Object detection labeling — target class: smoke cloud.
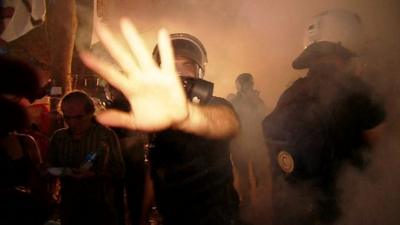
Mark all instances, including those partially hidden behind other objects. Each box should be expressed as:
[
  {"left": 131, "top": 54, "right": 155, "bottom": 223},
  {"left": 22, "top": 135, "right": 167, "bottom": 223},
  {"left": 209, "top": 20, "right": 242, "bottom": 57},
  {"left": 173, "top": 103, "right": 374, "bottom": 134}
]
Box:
[
  {"left": 104, "top": 0, "right": 399, "bottom": 106},
  {"left": 96, "top": 1, "right": 400, "bottom": 224}
]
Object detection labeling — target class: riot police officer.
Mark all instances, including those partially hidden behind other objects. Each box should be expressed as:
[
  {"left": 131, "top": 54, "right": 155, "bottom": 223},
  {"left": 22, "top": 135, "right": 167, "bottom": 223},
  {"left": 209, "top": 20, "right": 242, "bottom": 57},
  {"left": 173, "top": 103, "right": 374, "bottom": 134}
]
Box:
[
  {"left": 144, "top": 33, "right": 241, "bottom": 225},
  {"left": 263, "top": 9, "right": 386, "bottom": 225}
]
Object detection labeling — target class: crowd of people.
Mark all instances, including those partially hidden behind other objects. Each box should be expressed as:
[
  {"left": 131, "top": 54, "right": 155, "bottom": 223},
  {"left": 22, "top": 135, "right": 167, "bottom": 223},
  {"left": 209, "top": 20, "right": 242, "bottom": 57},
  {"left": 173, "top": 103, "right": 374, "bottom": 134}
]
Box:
[{"left": 0, "top": 9, "right": 388, "bottom": 225}]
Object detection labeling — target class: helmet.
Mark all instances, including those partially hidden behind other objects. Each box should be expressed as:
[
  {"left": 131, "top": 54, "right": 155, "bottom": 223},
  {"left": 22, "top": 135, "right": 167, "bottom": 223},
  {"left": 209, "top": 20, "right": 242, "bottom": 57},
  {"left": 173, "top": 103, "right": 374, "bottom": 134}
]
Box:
[
  {"left": 235, "top": 73, "right": 254, "bottom": 92},
  {"left": 153, "top": 33, "right": 208, "bottom": 78},
  {"left": 293, "top": 9, "right": 365, "bottom": 69}
]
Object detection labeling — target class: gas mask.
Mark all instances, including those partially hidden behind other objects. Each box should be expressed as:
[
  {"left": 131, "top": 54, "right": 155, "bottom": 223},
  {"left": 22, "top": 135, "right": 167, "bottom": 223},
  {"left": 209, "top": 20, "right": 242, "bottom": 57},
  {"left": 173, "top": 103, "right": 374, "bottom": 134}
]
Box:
[{"left": 180, "top": 76, "right": 213, "bottom": 104}]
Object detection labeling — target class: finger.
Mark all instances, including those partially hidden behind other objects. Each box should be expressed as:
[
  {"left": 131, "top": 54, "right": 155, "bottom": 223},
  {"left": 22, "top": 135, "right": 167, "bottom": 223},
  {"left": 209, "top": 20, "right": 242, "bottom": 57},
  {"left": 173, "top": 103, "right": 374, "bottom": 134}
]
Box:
[
  {"left": 94, "top": 22, "right": 141, "bottom": 76},
  {"left": 120, "top": 18, "right": 156, "bottom": 72},
  {"left": 80, "top": 52, "right": 131, "bottom": 94},
  {"left": 158, "top": 28, "right": 177, "bottom": 76},
  {"left": 96, "top": 109, "right": 137, "bottom": 130}
]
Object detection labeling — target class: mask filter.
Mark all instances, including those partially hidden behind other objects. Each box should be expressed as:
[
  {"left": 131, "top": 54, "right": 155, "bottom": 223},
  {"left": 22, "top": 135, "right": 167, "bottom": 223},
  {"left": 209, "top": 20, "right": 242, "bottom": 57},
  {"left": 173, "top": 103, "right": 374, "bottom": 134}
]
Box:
[{"left": 180, "top": 76, "right": 213, "bottom": 104}]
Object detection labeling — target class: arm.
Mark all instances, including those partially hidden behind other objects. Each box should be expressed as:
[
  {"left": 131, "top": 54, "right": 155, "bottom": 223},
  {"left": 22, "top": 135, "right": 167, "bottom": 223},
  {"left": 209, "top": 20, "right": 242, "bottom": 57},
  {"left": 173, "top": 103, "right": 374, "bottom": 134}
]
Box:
[
  {"left": 351, "top": 77, "right": 386, "bottom": 146},
  {"left": 80, "top": 19, "right": 239, "bottom": 139},
  {"left": 17, "top": 133, "right": 42, "bottom": 165},
  {"left": 73, "top": 129, "right": 125, "bottom": 180},
  {"left": 176, "top": 103, "right": 239, "bottom": 139}
]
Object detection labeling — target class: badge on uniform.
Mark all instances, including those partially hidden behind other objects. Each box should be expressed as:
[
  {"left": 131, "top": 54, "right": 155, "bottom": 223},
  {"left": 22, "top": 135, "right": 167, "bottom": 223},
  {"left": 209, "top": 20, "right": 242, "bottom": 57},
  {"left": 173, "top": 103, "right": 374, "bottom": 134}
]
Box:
[{"left": 277, "top": 150, "right": 295, "bottom": 174}]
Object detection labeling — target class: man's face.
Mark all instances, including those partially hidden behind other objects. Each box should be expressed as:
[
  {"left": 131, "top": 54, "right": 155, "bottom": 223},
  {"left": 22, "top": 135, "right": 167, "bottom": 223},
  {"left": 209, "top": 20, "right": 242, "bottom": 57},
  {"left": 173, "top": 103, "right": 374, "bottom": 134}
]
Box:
[
  {"left": 174, "top": 55, "right": 198, "bottom": 78},
  {"left": 61, "top": 100, "right": 93, "bottom": 139}
]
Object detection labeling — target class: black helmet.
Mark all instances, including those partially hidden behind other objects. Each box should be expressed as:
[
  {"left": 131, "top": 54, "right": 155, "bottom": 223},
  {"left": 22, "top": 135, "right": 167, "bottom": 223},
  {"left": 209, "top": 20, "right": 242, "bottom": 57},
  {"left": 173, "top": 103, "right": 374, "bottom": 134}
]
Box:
[{"left": 153, "top": 33, "right": 208, "bottom": 78}]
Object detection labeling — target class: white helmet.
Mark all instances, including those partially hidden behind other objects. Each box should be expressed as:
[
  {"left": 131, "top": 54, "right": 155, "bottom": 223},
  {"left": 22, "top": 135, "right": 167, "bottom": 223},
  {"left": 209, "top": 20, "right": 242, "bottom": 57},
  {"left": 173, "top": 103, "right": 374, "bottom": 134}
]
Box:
[{"left": 293, "top": 9, "right": 365, "bottom": 69}]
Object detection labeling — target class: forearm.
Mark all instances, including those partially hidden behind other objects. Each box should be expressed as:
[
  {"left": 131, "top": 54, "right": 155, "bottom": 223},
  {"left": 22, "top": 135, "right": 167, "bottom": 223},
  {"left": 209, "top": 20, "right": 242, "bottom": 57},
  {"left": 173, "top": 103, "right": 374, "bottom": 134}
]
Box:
[{"left": 175, "top": 103, "right": 240, "bottom": 139}]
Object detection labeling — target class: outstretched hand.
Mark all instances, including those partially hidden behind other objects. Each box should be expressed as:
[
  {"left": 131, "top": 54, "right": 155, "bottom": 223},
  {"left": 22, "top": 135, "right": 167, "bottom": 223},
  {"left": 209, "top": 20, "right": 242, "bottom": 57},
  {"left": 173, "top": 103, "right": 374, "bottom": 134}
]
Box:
[{"left": 80, "top": 19, "right": 189, "bottom": 132}]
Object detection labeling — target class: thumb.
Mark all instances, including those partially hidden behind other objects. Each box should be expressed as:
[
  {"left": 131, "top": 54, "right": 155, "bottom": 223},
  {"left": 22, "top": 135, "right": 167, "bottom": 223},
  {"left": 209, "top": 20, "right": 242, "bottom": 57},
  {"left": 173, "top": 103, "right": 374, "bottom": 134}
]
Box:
[{"left": 96, "top": 109, "right": 137, "bottom": 130}]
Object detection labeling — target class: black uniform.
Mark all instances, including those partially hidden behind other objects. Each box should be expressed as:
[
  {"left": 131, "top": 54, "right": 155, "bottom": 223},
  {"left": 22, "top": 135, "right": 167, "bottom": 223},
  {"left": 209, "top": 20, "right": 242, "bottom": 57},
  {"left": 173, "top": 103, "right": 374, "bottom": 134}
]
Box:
[
  {"left": 149, "top": 97, "right": 240, "bottom": 225},
  {"left": 263, "top": 65, "right": 385, "bottom": 225}
]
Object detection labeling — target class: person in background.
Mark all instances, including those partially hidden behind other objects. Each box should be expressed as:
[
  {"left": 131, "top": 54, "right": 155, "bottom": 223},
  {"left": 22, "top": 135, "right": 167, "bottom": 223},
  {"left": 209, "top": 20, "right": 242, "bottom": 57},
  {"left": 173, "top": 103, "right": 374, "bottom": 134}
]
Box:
[
  {"left": 228, "top": 73, "right": 270, "bottom": 224},
  {"left": 0, "top": 56, "right": 51, "bottom": 225},
  {"left": 47, "top": 90, "right": 125, "bottom": 225},
  {"left": 262, "top": 9, "right": 386, "bottom": 225}
]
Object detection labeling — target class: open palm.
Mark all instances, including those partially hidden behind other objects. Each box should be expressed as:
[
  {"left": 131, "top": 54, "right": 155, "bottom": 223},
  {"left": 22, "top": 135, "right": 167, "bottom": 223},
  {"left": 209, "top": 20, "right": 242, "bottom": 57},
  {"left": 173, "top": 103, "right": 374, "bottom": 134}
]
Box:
[{"left": 80, "top": 19, "right": 189, "bottom": 132}]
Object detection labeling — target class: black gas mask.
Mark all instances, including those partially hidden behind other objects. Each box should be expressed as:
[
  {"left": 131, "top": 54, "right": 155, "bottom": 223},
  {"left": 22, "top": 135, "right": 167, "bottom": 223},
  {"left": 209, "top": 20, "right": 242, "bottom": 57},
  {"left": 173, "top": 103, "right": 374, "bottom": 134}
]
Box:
[{"left": 180, "top": 76, "right": 213, "bottom": 104}]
